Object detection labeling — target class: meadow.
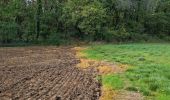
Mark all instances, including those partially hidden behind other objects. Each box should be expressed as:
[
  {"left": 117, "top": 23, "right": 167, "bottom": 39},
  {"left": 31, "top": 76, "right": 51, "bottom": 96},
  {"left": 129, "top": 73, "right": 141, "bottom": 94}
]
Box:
[{"left": 83, "top": 43, "right": 170, "bottom": 100}]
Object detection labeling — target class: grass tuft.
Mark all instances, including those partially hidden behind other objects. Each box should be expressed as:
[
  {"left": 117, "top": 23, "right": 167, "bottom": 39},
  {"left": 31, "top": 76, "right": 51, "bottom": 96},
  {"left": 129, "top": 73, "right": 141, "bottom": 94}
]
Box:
[{"left": 102, "top": 74, "right": 124, "bottom": 90}]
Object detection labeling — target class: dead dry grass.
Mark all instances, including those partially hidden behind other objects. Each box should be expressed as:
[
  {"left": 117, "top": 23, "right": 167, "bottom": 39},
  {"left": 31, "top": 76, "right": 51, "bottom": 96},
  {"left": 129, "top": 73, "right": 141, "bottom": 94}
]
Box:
[{"left": 74, "top": 46, "right": 143, "bottom": 100}]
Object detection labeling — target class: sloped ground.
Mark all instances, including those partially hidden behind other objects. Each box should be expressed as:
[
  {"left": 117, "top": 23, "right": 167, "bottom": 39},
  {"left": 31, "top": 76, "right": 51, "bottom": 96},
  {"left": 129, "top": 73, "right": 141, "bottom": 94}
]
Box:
[{"left": 0, "top": 47, "right": 100, "bottom": 100}]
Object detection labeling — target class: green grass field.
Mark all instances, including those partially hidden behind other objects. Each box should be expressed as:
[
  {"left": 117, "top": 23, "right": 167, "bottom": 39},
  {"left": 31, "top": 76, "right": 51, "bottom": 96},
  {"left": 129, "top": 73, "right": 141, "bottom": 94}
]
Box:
[
  {"left": 102, "top": 74, "right": 124, "bottom": 90},
  {"left": 83, "top": 43, "right": 170, "bottom": 100}
]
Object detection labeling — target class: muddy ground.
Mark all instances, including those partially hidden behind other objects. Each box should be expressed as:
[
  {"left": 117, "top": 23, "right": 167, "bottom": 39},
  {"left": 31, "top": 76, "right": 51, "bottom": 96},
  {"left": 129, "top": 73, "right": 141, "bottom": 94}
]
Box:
[{"left": 0, "top": 47, "right": 100, "bottom": 100}]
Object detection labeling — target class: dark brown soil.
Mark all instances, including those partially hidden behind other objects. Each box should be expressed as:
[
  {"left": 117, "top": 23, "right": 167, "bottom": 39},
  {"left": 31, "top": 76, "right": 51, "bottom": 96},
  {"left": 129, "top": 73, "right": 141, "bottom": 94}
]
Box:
[{"left": 0, "top": 46, "right": 100, "bottom": 100}]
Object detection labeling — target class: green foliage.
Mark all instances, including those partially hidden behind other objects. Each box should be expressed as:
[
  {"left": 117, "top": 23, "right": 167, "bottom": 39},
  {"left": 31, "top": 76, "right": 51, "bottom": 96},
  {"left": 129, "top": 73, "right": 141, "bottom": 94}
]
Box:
[
  {"left": 0, "top": 21, "right": 17, "bottom": 43},
  {"left": 62, "top": 0, "right": 107, "bottom": 38},
  {"left": 0, "top": 0, "right": 170, "bottom": 44},
  {"left": 103, "top": 28, "right": 131, "bottom": 42},
  {"left": 145, "top": 13, "right": 170, "bottom": 35}
]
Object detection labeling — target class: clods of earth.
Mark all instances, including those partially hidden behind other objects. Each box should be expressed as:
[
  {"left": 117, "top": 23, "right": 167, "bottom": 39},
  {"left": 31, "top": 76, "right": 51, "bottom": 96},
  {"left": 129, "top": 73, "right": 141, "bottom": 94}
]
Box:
[{"left": 0, "top": 47, "right": 100, "bottom": 100}]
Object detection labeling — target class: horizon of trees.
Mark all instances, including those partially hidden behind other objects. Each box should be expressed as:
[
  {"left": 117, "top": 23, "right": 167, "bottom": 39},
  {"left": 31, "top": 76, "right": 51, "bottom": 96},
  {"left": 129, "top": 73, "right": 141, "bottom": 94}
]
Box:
[{"left": 0, "top": 0, "right": 170, "bottom": 44}]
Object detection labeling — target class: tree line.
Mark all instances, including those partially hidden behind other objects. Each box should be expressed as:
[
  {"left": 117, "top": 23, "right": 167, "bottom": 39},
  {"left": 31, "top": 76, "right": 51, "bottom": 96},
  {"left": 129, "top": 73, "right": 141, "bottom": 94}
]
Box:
[{"left": 0, "top": 0, "right": 170, "bottom": 44}]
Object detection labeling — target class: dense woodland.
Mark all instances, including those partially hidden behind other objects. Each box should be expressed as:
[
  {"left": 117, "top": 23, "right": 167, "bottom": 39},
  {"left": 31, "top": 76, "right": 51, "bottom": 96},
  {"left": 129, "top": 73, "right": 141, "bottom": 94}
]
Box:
[{"left": 0, "top": 0, "right": 170, "bottom": 44}]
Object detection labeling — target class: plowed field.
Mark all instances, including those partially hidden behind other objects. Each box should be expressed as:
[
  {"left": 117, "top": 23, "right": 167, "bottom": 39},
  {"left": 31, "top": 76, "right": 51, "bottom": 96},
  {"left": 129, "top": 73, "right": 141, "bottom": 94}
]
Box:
[{"left": 0, "top": 47, "right": 100, "bottom": 100}]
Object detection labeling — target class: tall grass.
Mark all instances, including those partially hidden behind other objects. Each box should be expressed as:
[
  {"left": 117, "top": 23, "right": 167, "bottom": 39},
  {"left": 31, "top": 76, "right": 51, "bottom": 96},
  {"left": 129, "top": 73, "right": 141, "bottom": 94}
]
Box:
[{"left": 84, "top": 43, "right": 170, "bottom": 99}]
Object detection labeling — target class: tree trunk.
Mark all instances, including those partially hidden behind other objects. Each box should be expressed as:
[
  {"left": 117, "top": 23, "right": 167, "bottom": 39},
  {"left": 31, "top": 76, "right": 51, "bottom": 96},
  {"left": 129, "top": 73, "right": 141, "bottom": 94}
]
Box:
[
  {"left": 15, "top": 16, "right": 22, "bottom": 40},
  {"left": 36, "top": 0, "right": 42, "bottom": 40},
  {"left": 75, "top": 19, "right": 84, "bottom": 38}
]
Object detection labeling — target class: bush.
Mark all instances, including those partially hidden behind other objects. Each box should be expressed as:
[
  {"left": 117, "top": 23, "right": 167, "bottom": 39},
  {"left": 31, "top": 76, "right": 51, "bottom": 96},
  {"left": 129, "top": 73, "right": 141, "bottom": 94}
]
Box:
[
  {"left": 144, "top": 13, "right": 170, "bottom": 35},
  {"left": 0, "top": 21, "right": 17, "bottom": 43}
]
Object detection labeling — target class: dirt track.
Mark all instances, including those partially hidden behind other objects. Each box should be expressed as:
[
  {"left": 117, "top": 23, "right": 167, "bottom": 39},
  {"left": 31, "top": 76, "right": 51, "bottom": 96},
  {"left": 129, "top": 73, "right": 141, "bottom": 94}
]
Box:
[{"left": 0, "top": 47, "right": 100, "bottom": 100}]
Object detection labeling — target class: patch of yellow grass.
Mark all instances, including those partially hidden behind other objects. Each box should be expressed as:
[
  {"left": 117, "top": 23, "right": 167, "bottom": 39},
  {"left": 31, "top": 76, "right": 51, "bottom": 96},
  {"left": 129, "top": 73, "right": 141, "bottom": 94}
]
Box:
[
  {"left": 76, "top": 52, "right": 86, "bottom": 58},
  {"left": 73, "top": 47, "right": 86, "bottom": 51},
  {"left": 118, "top": 64, "right": 129, "bottom": 68},
  {"left": 117, "top": 64, "right": 129, "bottom": 72},
  {"left": 73, "top": 47, "right": 87, "bottom": 58},
  {"left": 97, "top": 66, "right": 115, "bottom": 74},
  {"left": 77, "top": 59, "right": 98, "bottom": 69},
  {"left": 77, "top": 59, "right": 90, "bottom": 69},
  {"left": 74, "top": 47, "right": 95, "bottom": 69},
  {"left": 100, "top": 86, "right": 117, "bottom": 100}
]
